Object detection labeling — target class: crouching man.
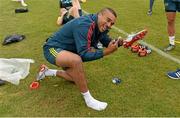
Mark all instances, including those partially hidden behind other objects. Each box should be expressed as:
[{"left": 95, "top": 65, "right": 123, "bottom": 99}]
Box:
[{"left": 38, "top": 7, "right": 123, "bottom": 111}]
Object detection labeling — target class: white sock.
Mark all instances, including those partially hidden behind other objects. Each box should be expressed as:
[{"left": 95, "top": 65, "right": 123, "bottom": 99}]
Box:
[
  {"left": 169, "top": 36, "right": 175, "bottom": 45},
  {"left": 21, "top": 0, "right": 27, "bottom": 6},
  {"left": 81, "top": 91, "right": 108, "bottom": 111},
  {"left": 45, "top": 69, "right": 57, "bottom": 76}
]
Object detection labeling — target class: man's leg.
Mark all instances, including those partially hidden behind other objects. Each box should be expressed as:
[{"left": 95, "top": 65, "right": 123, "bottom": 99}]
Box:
[
  {"left": 148, "top": 0, "right": 154, "bottom": 15},
  {"left": 37, "top": 64, "right": 74, "bottom": 81},
  {"left": 164, "top": 12, "right": 176, "bottom": 51},
  {"left": 166, "top": 12, "right": 176, "bottom": 37},
  {"left": 73, "top": 0, "right": 81, "bottom": 10},
  {"left": 55, "top": 50, "right": 107, "bottom": 111},
  {"left": 68, "top": 0, "right": 82, "bottom": 18},
  {"left": 56, "top": 8, "right": 68, "bottom": 26},
  {"left": 150, "top": 0, "right": 154, "bottom": 11},
  {"left": 68, "top": 7, "right": 80, "bottom": 18},
  {"left": 55, "top": 50, "right": 88, "bottom": 92}
]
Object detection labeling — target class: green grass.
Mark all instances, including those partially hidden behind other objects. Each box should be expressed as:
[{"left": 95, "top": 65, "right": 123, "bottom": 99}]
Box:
[{"left": 0, "top": 0, "right": 180, "bottom": 117}]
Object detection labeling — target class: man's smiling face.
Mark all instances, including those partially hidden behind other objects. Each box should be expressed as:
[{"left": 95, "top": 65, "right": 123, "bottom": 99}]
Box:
[{"left": 98, "top": 10, "right": 117, "bottom": 32}]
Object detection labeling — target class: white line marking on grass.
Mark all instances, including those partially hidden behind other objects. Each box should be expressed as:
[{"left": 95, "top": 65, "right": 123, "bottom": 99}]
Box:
[
  {"left": 112, "top": 26, "right": 129, "bottom": 36},
  {"left": 82, "top": 10, "right": 180, "bottom": 64},
  {"left": 82, "top": 10, "right": 89, "bottom": 15},
  {"left": 140, "top": 41, "right": 180, "bottom": 64},
  {"left": 175, "top": 40, "right": 180, "bottom": 44}
]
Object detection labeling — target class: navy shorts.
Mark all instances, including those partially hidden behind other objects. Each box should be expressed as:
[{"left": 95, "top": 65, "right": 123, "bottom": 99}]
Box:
[
  {"left": 164, "top": 0, "right": 180, "bottom": 12},
  {"left": 43, "top": 45, "right": 63, "bottom": 65}
]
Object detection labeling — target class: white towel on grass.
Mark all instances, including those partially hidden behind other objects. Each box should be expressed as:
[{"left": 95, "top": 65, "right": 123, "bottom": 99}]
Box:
[{"left": 0, "top": 58, "right": 34, "bottom": 85}]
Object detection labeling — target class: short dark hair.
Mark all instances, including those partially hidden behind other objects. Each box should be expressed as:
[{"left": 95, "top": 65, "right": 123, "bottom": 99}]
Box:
[{"left": 98, "top": 7, "right": 117, "bottom": 18}]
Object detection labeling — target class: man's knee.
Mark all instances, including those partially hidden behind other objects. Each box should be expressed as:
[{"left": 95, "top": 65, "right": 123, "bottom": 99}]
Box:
[
  {"left": 167, "top": 18, "right": 175, "bottom": 25},
  {"left": 71, "top": 55, "right": 83, "bottom": 67}
]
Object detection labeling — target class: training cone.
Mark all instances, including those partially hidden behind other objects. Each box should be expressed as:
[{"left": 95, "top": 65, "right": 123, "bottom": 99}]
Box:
[{"left": 30, "top": 81, "right": 40, "bottom": 89}]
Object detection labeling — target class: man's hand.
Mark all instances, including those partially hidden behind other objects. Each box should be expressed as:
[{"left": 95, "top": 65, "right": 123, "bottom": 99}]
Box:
[
  {"left": 103, "top": 40, "right": 119, "bottom": 56},
  {"left": 115, "top": 37, "right": 124, "bottom": 47}
]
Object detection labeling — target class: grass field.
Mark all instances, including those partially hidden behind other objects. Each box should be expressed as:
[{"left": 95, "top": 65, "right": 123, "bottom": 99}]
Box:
[{"left": 0, "top": 0, "right": 180, "bottom": 117}]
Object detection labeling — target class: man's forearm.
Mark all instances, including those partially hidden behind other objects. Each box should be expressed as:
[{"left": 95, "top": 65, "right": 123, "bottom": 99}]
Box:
[{"left": 103, "top": 48, "right": 112, "bottom": 56}]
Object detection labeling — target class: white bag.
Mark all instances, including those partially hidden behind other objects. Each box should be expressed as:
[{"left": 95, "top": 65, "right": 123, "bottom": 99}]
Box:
[{"left": 0, "top": 58, "right": 34, "bottom": 85}]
